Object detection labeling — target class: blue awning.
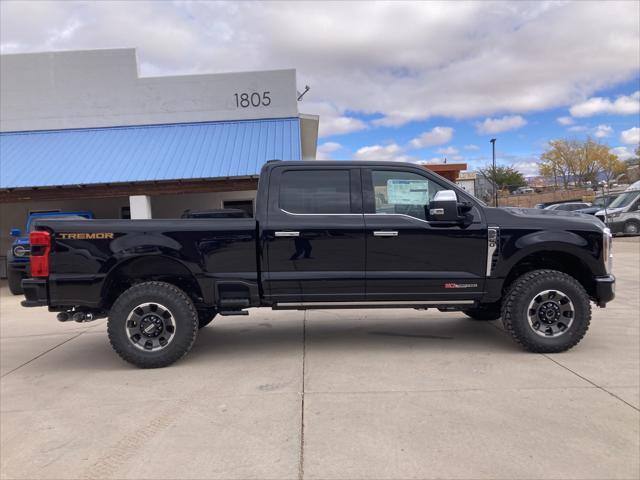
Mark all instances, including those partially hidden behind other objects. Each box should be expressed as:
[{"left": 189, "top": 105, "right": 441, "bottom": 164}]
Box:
[{"left": 0, "top": 118, "right": 301, "bottom": 189}]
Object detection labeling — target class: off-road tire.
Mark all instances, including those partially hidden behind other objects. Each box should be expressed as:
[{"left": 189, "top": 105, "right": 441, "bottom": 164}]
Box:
[
  {"left": 623, "top": 220, "right": 639, "bottom": 235},
  {"left": 7, "top": 269, "right": 24, "bottom": 295},
  {"left": 502, "top": 269, "right": 591, "bottom": 353},
  {"left": 463, "top": 302, "right": 501, "bottom": 321},
  {"left": 198, "top": 309, "right": 217, "bottom": 329},
  {"left": 108, "top": 281, "right": 199, "bottom": 368}
]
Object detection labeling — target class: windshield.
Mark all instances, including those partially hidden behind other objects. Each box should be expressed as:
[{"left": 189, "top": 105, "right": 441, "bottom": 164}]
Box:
[{"left": 608, "top": 190, "right": 640, "bottom": 209}]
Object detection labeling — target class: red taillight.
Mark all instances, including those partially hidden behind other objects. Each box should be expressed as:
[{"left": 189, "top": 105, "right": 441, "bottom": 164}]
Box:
[{"left": 29, "top": 230, "right": 51, "bottom": 277}]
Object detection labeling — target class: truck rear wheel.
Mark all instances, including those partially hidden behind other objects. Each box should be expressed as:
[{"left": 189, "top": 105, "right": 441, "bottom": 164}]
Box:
[
  {"left": 107, "top": 281, "right": 199, "bottom": 368},
  {"left": 7, "top": 269, "right": 24, "bottom": 295},
  {"left": 502, "top": 269, "right": 591, "bottom": 353}
]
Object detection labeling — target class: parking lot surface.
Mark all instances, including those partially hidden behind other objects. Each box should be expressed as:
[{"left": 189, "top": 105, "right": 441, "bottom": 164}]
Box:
[{"left": 1, "top": 238, "right": 638, "bottom": 480}]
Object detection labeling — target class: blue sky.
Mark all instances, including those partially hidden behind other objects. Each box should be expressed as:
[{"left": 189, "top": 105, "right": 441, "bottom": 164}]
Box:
[
  {"left": 1, "top": 1, "right": 639, "bottom": 176},
  {"left": 316, "top": 77, "right": 640, "bottom": 176}
]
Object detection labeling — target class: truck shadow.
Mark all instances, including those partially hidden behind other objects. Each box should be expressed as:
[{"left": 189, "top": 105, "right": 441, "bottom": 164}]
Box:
[
  {"left": 34, "top": 315, "right": 517, "bottom": 372},
  {"left": 187, "top": 315, "right": 517, "bottom": 363}
]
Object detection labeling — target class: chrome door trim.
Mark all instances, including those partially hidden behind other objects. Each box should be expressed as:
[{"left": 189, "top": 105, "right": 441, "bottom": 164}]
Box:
[
  {"left": 373, "top": 231, "right": 398, "bottom": 237},
  {"left": 280, "top": 209, "right": 363, "bottom": 217},
  {"left": 364, "top": 212, "right": 430, "bottom": 224},
  {"left": 275, "top": 231, "right": 300, "bottom": 237}
]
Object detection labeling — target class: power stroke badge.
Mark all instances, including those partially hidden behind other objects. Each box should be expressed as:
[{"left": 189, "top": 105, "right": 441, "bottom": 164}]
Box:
[{"left": 444, "top": 282, "right": 478, "bottom": 289}]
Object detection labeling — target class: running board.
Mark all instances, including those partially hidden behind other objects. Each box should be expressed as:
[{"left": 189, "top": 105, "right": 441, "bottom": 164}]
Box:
[{"left": 274, "top": 300, "right": 474, "bottom": 310}]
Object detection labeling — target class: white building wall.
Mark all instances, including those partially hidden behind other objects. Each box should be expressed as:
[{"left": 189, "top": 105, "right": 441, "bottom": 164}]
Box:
[
  {"left": 1, "top": 48, "right": 299, "bottom": 132},
  {"left": 456, "top": 178, "right": 476, "bottom": 196},
  {"left": 129, "top": 195, "right": 153, "bottom": 219}
]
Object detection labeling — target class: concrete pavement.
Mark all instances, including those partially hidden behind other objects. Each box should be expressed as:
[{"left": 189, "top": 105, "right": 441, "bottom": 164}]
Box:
[{"left": 1, "top": 238, "right": 638, "bottom": 479}]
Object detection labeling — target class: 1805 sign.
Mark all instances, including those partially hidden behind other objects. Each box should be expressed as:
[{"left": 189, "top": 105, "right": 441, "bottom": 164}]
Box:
[{"left": 234, "top": 91, "right": 271, "bottom": 108}]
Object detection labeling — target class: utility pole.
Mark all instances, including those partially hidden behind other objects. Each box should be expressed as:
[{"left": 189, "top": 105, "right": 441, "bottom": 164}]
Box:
[{"left": 490, "top": 138, "right": 498, "bottom": 207}]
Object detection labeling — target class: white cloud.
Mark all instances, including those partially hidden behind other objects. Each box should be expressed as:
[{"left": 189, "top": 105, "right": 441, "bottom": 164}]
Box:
[
  {"left": 557, "top": 116, "right": 575, "bottom": 126},
  {"left": 303, "top": 102, "right": 367, "bottom": 138},
  {"left": 316, "top": 142, "right": 342, "bottom": 160},
  {"left": 568, "top": 125, "right": 589, "bottom": 133},
  {"left": 620, "top": 127, "right": 640, "bottom": 145},
  {"left": 353, "top": 143, "right": 416, "bottom": 163},
  {"left": 610, "top": 146, "right": 636, "bottom": 161},
  {"left": 476, "top": 115, "right": 527, "bottom": 135},
  {"left": 593, "top": 124, "right": 613, "bottom": 138},
  {"left": 436, "top": 146, "right": 459, "bottom": 155},
  {"left": 1, "top": 2, "right": 638, "bottom": 127},
  {"left": 409, "top": 126, "right": 454, "bottom": 149},
  {"left": 511, "top": 161, "right": 540, "bottom": 177},
  {"left": 569, "top": 91, "right": 640, "bottom": 118},
  {"left": 463, "top": 144, "right": 480, "bottom": 151}
]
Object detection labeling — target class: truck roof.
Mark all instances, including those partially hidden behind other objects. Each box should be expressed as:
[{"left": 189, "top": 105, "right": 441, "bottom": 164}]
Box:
[{"left": 264, "top": 160, "right": 430, "bottom": 169}]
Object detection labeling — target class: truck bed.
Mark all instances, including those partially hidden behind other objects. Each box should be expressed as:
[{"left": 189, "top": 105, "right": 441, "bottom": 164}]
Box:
[{"left": 34, "top": 218, "right": 259, "bottom": 309}]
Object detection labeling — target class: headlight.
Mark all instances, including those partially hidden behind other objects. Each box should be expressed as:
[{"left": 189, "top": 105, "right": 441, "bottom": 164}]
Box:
[
  {"left": 607, "top": 211, "right": 622, "bottom": 219},
  {"left": 603, "top": 227, "right": 612, "bottom": 274},
  {"left": 12, "top": 245, "right": 29, "bottom": 257}
]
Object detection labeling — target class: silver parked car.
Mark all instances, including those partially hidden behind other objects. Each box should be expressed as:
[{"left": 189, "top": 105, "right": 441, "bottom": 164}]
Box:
[{"left": 544, "top": 202, "right": 592, "bottom": 212}]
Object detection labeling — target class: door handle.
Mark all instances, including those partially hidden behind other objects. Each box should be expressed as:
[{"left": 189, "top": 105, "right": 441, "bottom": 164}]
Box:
[
  {"left": 275, "top": 231, "right": 300, "bottom": 237},
  {"left": 373, "top": 231, "right": 398, "bottom": 237}
]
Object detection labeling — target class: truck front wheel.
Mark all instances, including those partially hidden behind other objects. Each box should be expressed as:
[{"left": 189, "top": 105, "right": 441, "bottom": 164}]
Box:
[
  {"left": 107, "top": 281, "right": 199, "bottom": 368},
  {"left": 502, "top": 269, "right": 591, "bottom": 353},
  {"left": 7, "top": 269, "right": 24, "bottom": 295}
]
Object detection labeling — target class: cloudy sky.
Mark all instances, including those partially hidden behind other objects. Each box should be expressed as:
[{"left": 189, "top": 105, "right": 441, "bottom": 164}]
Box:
[{"left": 1, "top": 0, "right": 639, "bottom": 175}]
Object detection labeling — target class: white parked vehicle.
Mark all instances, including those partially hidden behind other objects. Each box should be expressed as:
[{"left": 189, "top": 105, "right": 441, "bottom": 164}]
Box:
[
  {"left": 513, "top": 186, "right": 534, "bottom": 195},
  {"left": 595, "top": 186, "right": 640, "bottom": 235}
]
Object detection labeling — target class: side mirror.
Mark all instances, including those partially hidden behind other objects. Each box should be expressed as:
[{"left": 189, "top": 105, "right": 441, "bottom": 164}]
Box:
[
  {"left": 428, "top": 190, "right": 460, "bottom": 222},
  {"left": 10, "top": 228, "right": 21, "bottom": 237}
]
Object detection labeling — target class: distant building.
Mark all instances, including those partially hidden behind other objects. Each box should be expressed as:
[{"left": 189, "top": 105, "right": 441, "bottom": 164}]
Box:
[{"left": 420, "top": 163, "right": 467, "bottom": 182}]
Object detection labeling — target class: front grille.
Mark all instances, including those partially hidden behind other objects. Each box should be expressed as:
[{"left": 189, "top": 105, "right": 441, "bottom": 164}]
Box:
[{"left": 596, "top": 214, "right": 605, "bottom": 223}]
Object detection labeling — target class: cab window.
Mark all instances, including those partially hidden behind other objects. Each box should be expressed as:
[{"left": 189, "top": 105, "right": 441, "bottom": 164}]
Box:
[
  {"left": 279, "top": 170, "right": 351, "bottom": 214},
  {"left": 371, "top": 170, "right": 444, "bottom": 221}
]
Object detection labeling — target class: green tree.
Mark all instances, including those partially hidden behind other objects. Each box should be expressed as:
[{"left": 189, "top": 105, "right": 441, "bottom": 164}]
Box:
[
  {"left": 480, "top": 165, "right": 527, "bottom": 193},
  {"left": 577, "top": 138, "right": 604, "bottom": 186},
  {"left": 540, "top": 139, "right": 581, "bottom": 188},
  {"left": 598, "top": 151, "right": 625, "bottom": 184},
  {"left": 540, "top": 138, "right": 624, "bottom": 187}
]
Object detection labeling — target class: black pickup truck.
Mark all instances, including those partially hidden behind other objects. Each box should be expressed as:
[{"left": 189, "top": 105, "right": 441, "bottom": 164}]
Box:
[{"left": 22, "top": 161, "right": 615, "bottom": 368}]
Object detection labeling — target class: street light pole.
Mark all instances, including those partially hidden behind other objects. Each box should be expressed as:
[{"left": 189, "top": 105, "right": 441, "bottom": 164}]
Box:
[{"left": 490, "top": 138, "right": 497, "bottom": 207}]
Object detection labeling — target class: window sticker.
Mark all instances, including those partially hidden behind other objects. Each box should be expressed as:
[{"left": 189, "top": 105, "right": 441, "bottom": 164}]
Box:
[{"left": 387, "top": 179, "right": 429, "bottom": 205}]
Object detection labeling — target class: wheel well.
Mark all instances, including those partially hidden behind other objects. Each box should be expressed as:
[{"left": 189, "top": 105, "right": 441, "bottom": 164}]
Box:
[
  {"left": 101, "top": 256, "right": 203, "bottom": 310},
  {"left": 504, "top": 251, "right": 595, "bottom": 298}
]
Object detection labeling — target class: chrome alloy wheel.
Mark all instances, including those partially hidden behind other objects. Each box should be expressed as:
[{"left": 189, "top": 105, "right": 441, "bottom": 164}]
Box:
[
  {"left": 125, "top": 303, "right": 176, "bottom": 351},
  {"left": 527, "top": 290, "right": 575, "bottom": 338}
]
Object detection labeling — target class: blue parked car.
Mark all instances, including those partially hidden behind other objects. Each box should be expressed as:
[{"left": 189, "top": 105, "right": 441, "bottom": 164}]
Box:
[{"left": 7, "top": 211, "right": 93, "bottom": 294}]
